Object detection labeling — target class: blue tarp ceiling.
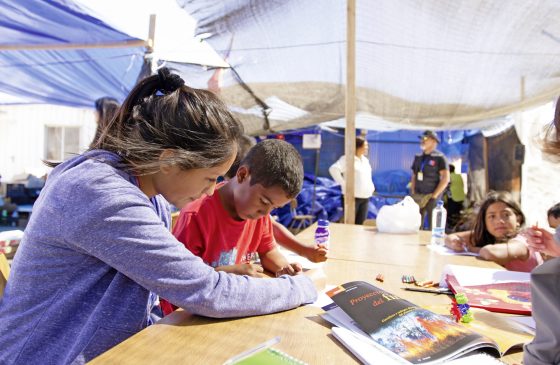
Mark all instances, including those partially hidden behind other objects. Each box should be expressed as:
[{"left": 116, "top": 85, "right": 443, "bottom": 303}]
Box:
[{"left": 0, "top": 0, "right": 145, "bottom": 106}]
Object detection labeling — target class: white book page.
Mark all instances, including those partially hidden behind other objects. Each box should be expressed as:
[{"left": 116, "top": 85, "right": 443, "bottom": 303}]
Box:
[
  {"left": 277, "top": 246, "right": 323, "bottom": 270},
  {"left": 427, "top": 244, "right": 479, "bottom": 256},
  {"left": 439, "top": 264, "right": 530, "bottom": 287},
  {"left": 331, "top": 327, "right": 412, "bottom": 365},
  {"left": 510, "top": 316, "right": 536, "bottom": 335}
]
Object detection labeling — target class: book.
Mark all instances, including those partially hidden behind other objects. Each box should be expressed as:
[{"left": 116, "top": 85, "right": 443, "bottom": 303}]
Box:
[
  {"left": 441, "top": 265, "right": 531, "bottom": 315},
  {"left": 323, "top": 281, "right": 509, "bottom": 364},
  {"left": 223, "top": 337, "right": 307, "bottom": 365},
  {"left": 331, "top": 327, "right": 505, "bottom": 365}
]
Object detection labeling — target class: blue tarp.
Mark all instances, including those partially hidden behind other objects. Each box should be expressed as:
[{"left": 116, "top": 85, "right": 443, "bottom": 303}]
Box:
[
  {"left": 271, "top": 127, "right": 475, "bottom": 226},
  {"left": 0, "top": 0, "right": 145, "bottom": 106}
]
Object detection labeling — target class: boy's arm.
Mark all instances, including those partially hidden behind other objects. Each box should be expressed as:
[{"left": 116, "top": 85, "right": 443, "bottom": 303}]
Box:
[
  {"left": 271, "top": 219, "right": 327, "bottom": 263},
  {"left": 260, "top": 247, "right": 301, "bottom": 276}
]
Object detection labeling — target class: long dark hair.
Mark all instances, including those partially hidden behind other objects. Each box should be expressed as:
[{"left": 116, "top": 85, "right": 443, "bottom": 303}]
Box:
[
  {"left": 90, "top": 97, "right": 120, "bottom": 149},
  {"left": 470, "top": 191, "right": 525, "bottom": 247},
  {"left": 542, "top": 95, "right": 560, "bottom": 158},
  {"left": 77, "top": 67, "right": 242, "bottom": 174}
]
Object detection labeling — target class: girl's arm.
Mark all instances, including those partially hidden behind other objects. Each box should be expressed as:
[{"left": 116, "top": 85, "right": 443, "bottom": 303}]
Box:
[{"left": 478, "top": 237, "right": 530, "bottom": 265}]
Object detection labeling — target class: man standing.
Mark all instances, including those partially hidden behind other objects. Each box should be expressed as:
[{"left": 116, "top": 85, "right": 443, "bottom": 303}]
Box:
[{"left": 410, "top": 131, "right": 450, "bottom": 230}]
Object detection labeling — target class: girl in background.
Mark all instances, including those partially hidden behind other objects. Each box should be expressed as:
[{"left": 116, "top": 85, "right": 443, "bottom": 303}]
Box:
[
  {"left": 90, "top": 96, "right": 120, "bottom": 148},
  {"left": 445, "top": 190, "right": 542, "bottom": 272}
]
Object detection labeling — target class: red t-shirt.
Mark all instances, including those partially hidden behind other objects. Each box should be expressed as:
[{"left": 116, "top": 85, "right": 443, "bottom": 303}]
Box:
[{"left": 172, "top": 188, "right": 276, "bottom": 268}]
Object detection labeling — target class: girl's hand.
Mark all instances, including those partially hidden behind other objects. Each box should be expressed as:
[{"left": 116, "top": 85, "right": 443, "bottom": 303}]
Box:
[
  {"left": 445, "top": 235, "right": 466, "bottom": 252},
  {"left": 523, "top": 227, "right": 560, "bottom": 257}
]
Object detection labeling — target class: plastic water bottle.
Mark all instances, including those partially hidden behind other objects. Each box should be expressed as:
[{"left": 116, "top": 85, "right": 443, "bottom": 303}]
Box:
[
  {"left": 315, "top": 219, "right": 330, "bottom": 249},
  {"left": 431, "top": 200, "right": 446, "bottom": 246},
  {"left": 11, "top": 211, "right": 19, "bottom": 227}
]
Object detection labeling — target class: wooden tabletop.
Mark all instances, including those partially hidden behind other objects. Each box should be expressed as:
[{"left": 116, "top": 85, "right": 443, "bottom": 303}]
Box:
[{"left": 89, "top": 224, "right": 529, "bottom": 364}]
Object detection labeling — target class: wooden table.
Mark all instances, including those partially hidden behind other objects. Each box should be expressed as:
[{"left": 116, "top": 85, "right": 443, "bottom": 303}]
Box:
[{"left": 90, "top": 224, "right": 528, "bottom": 364}]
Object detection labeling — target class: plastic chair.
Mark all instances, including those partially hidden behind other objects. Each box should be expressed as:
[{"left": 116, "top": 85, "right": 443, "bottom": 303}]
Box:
[
  {"left": 171, "top": 211, "right": 180, "bottom": 232},
  {"left": 0, "top": 253, "right": 10, "bottom": 299},
  {"left": 287, "top": 200, "right": 314, "bottom": 234}
]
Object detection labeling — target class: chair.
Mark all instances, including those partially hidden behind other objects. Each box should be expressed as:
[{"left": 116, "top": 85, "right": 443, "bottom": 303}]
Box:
[
  {"left": 287, "top": 200, "right": 314, "bottom": 234},
  {"left": 0, "top": 253, "right": 10, "bottom": 299},
  {"left": 171, "top": 211, "right": 181, "bottom": 232}
]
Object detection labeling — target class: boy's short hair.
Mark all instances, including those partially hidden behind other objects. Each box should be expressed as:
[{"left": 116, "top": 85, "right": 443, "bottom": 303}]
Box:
[
  {"left": 240, "top": 139, "right": 303, "bottom": 198},
  {"left": 224, "top": 135, "right": 256, "bottom": 179},
  {"left": 547, "top": 202, "right": 560, "bottom": 219}
]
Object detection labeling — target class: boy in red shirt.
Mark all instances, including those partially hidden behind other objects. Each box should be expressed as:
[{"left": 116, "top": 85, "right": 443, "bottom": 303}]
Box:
[{"left": 173, "top": 139, "right": 305, "bottom": 278}]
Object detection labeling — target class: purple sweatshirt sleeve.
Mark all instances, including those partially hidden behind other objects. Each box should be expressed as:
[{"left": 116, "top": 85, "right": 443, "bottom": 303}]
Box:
[{"left": 62, "top": 174, "right": 317, "bottom": 318}]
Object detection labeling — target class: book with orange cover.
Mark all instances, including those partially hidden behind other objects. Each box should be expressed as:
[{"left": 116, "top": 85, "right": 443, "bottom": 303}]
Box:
[{"left": 324, "top": 281, "right": 504, "bottom": 364}]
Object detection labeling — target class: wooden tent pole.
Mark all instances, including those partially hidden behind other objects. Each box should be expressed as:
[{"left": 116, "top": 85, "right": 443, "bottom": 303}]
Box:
[
  {"left": 344, "top": 0, "right": 356, "bottom": 224},
  {"left": 0, "top": 40, "right": 148, "bottom": 51},
  {"left": 147, "top": 14, "right": 156, "bottom": 53},
  {"left": 1, "top": 14, "right": 156, "bottom": 52},
  {"left": 483, "top": 136, "right": 489, "bottom": 194}
]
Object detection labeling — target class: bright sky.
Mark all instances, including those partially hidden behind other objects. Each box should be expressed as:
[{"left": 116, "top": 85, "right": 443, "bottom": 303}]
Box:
[
  {"left": 74, "top": 0, "right": 227, "bottom": 66},
  {"left": 75, "top": 0, "right": 195, "bottom": 40}
]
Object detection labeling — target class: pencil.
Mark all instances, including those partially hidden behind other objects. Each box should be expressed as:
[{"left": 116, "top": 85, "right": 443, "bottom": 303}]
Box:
[{"left": 401, "top": 287, "right": 453, "bottom": 295}]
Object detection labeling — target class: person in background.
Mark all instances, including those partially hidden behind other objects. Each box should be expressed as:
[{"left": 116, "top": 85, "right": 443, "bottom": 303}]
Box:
[
  {"left": 329, "top": 136, "right": 375, "bottom": 225},
  {"left": 446, "top": 164, "right": 465, "bottom": 231},
  {"left": 523, "top": 96, "right": 560, "bottom": 365},
  {"left": 546, "top": 202, "right": 560, "bottom": 229},
  {"left": 410, "top": 130, "right": 450, "bottom": 230},
  {"left": 444, "top": 191, "right": 542, "bottom": 272},
  {"left": 225, "top": 136, "right": 327, "bottom": 264},
  {"left": 0, "top": 68, "right": 318, "bottom": 364},
  {"left": 90, "top": 96, "right": 120, "bottom": 148}
]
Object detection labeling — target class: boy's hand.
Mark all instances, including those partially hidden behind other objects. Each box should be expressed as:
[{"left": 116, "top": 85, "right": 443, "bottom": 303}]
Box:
[
  {"left": 302, "top": 244, "right": 328, "bottom": 263},
  {"left": 275, "top": 263, "right": 302, "bottom": 277},
  {"left": 216, "top": 264, "right": 265, "bottom": 277}
]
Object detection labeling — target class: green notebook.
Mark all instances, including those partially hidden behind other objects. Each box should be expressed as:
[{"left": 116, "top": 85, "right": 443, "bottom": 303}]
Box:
[{"left": 224, "top": 337, "right": 307, "bottom": 365}]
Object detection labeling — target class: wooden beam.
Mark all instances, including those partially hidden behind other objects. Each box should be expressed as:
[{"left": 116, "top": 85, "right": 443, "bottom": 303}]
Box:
[
  {"left": 344, "top": 0, "right": 356, "bottom": 224},
  {"left": 146, "top": 14, "right": 156, "bottom": 53},
  {"left": 0, "top": 39, "right": 148, "bottom": 51}
]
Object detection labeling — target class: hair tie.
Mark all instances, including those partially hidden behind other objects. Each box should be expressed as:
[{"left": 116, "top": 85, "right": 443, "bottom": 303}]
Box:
[{"left": 157, "top": 67, "right": 185, "bottom": 94}]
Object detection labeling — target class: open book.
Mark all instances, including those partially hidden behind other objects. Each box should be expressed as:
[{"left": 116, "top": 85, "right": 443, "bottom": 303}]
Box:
[
  {"left": 441, "top": 265, "right": 531, "bottom": 315},
  {"left": 323, "top": 281, "right": 517, "bottom": 364}
]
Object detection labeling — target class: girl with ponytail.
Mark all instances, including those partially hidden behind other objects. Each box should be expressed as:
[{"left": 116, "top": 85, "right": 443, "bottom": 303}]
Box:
[{"left": 0, "top": 68, "right": 318, "bottom": 364}]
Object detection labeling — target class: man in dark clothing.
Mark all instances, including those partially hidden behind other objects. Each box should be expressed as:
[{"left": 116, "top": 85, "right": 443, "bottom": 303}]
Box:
[{"left": 410, "top": 131, "right": 450, "bottom": 230}]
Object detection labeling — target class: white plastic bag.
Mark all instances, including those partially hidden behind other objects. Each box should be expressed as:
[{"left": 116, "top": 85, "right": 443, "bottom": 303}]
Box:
[{"left": 376, "top": 196, "right": 421, "bottom": 234}]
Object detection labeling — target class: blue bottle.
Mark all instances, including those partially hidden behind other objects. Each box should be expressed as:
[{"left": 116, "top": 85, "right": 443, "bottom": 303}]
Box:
[
  {"left": 431, "top": 200, "right": 447, "bottom": 246},
  {"left": 314, "top": 219, "right": 330, "bottom": 249}
]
